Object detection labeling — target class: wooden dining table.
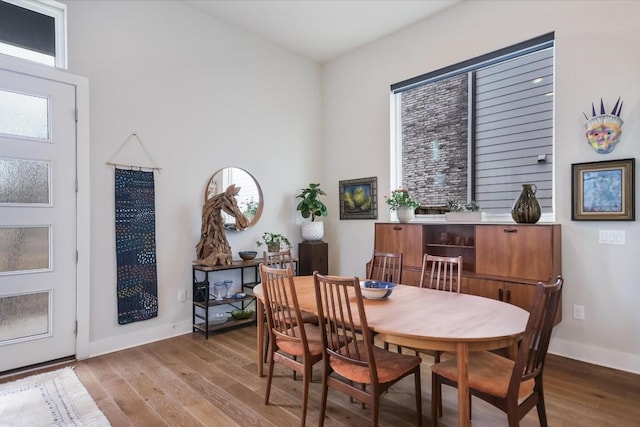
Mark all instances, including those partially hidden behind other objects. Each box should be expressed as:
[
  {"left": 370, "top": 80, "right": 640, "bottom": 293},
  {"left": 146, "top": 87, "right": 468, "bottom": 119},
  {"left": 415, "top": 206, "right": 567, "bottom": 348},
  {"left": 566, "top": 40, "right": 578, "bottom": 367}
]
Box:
[{"left": 253, "top": 275, "right": 529, "bottom": 427}]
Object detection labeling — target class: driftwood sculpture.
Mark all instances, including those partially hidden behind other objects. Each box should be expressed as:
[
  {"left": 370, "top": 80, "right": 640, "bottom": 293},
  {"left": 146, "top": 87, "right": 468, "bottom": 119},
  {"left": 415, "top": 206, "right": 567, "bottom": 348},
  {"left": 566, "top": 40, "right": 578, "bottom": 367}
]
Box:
[{"left": 194, "top": 184, "right": 250, "bottom": 266}]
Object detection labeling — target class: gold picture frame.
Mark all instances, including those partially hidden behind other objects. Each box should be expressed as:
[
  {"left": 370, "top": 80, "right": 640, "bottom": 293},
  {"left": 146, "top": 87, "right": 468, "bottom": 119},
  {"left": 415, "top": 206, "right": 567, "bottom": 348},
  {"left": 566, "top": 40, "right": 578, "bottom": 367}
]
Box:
[{"left": 571, "top": 158, "right": 635, "bottom": 221}]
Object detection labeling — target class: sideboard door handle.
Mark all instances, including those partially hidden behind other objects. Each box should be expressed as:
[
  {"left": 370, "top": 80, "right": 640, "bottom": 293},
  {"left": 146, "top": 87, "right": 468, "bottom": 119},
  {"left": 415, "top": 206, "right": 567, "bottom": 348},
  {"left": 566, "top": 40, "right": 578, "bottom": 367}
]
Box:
[
  {"left": 393, "top": 226, "right": 402, "bottom": 230},
  {"left": 503, "top": 229, "right": 518, "bottom": 233},
  {"left": 498, "top": 288, "right": 504, "bottom": 301}
]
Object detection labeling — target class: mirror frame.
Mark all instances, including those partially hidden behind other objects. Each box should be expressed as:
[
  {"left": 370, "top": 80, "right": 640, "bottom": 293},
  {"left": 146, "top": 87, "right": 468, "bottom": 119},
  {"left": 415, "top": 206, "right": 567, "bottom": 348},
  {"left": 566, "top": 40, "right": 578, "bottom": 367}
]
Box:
[{"left": 205, "top": 167, "right": 263, "bottom": 231}]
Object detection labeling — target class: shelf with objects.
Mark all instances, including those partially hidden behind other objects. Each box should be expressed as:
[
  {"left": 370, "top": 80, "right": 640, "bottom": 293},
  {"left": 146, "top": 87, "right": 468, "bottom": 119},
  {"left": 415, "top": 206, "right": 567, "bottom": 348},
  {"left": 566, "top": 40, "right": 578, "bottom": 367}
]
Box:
[{"left": 192, "top": 259, "right": 262, "bottom": 339}]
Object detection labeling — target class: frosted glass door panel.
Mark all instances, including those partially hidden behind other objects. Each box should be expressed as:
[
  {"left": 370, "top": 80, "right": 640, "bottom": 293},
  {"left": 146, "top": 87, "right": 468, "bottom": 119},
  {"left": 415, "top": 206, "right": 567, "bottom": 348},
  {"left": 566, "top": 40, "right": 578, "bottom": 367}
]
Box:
[
  {"left": 0, "top": 158, "right": 50, "bottom": 204},
  {"left": 0, "top": 61, "right": 76, "bottom": 372},
  {"left": 0, "top": 292, "right": 50, "bottom": 344},
  {"left": 0, "top": 89, "right": 49, "bottom": 140},
  {"left": 0, "top": 227, "right": 50, "bottom": 273}
]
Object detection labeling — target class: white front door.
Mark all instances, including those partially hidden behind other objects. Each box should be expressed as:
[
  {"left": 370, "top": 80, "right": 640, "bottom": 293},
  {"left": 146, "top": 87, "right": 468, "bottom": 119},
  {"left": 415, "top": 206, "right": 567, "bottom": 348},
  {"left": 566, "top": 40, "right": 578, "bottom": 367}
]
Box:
[{"left": 0, "top": 65, "right": 77, "bottom": 372}]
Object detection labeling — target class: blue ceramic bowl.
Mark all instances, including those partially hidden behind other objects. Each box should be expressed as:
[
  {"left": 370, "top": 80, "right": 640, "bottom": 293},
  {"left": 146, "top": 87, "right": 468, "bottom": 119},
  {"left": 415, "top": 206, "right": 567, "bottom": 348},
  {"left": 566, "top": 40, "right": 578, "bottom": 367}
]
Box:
[{"left": 360, "top": 280, "right": 396, "bottom": 300}]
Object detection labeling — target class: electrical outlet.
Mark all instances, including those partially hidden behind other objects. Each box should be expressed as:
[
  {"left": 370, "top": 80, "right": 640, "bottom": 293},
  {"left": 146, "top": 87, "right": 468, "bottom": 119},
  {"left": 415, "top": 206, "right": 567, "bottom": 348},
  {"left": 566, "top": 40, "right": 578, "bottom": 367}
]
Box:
[
  {"left": 178, "top": 289, "right": 186, "bottom": 302},
  {"left": 573, "top": 304, "right": 585, "bottom": 320}
]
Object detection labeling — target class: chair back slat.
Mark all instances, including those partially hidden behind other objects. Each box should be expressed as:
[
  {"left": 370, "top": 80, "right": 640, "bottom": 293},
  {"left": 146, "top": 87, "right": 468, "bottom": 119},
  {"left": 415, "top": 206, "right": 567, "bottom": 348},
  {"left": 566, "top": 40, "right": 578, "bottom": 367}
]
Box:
[
  {"left": 263, "top": 250, "right": 296, "bottom": 274},
  {"left": 420, "top": 254, "right": 462, "bottom": 292},
  {"left": 511, "top": 276, "right": 563, "bottom": 388},
  {"left": 314, "top": 273, "right": 375, "bottom": 372},
  {"left": 367, "top": 251, "right": 402, "bottom": 283}
]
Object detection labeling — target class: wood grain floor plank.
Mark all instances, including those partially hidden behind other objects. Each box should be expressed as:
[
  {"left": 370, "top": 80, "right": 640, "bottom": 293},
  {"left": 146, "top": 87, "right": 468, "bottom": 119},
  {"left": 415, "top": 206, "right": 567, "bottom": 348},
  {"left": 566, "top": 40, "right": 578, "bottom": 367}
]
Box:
[
  {"left": 74, "top": 362, "right": 135, "bottom": 427},
  {"left": 7, "top": 326, "right": 637, "bottom": 427}
]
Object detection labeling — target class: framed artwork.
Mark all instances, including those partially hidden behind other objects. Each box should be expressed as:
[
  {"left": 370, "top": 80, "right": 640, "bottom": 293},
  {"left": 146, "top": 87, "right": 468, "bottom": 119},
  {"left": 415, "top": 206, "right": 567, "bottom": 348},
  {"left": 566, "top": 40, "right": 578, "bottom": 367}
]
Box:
[
  {"left": 339, "top": 177, "right": 377, "bottom": 220},
  {"left": 571, "top": 158, "right": 635, "bottom": 221}
]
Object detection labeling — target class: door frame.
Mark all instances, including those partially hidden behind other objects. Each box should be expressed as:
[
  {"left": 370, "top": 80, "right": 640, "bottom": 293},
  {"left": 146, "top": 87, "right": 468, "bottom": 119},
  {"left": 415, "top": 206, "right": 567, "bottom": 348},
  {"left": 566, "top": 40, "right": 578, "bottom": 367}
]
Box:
[{"left": 0, "top": 54, "right": 91, "bottom": 360}]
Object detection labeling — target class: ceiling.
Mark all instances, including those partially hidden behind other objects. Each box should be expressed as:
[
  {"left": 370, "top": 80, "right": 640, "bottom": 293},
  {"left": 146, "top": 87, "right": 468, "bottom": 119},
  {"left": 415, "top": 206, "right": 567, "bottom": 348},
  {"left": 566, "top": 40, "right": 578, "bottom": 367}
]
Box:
[{"left": 183, "top": 0, "right": 462, "bottom": 63}]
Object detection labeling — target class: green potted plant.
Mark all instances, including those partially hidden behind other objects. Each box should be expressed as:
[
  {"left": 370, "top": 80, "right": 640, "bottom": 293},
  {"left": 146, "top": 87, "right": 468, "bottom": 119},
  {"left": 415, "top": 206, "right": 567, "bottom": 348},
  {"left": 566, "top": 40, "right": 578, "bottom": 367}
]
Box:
[
  {"left": 296, "top": 183, "right": 328, "bottom": 241},
  {"left": 445, "top": 199, "right": 482, "bottom": 222},
  {"left": 385, "top": 188, "right": 419, "bottom": 222},
  {"left": 256, "top": 232, "right": 291, "bottom": 252}
]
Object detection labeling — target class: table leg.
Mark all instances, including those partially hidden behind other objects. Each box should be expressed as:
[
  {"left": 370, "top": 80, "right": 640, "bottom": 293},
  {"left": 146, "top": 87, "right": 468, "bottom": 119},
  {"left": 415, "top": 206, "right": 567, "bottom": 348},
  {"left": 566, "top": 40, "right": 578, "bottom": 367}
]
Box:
[
  {"left": 256, "top": 298, "right": 264, "bottom": 377},
  {"left": 506, "top": 342, "right": 518, "bottom": 360},
  {"left": 456, "top": 342, "right": 470, "bottom": 427}
]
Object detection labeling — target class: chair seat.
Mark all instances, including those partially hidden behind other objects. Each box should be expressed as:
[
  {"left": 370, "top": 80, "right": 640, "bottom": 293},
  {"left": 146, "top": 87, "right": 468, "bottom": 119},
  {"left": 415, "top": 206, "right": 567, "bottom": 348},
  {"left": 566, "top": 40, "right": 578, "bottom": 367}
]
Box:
[
  {"left": 277, "top": 323, "right": 351, "bottom": 357},
  {"left": 276, "top": 323, "right": 324, "bottom": 356},
  {"left": 431, "top": 351, "right": 534, "bottom": 399},
  {"left": 330, "top": 341, "right": 422, "bottom": 384}
]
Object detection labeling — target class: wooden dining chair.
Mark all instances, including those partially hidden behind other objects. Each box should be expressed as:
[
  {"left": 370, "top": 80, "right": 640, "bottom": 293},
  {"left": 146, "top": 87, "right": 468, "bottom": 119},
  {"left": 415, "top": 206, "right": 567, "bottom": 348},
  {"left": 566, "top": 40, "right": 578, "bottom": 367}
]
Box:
[
  {"left": 419, "top": 254, "right": 462, "bottom": 292},
  {"left": 367, "top": 250, "right": 403, "bottom": 283},
  {"left": 259, "top": 263, "right": 323, "bottom": 427},
  {"left": 312, "top": 272, "right": 422, "bottom": 427},
  {"left": 263, "top": 250, "right": 297, "bottom": 274},
  {"left": 431, "top": 276, "right": 564, "bottom": 427},
  {"left": 262, "top": 250, "right": 317, "bottom": 362}
]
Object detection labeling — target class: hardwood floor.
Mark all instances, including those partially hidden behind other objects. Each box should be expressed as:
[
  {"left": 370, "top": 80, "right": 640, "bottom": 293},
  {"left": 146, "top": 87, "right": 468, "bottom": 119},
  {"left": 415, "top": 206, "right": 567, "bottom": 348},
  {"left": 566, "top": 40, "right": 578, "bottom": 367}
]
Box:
[{"left": 5, "top": 325, "right": 639, "bottom": 426}]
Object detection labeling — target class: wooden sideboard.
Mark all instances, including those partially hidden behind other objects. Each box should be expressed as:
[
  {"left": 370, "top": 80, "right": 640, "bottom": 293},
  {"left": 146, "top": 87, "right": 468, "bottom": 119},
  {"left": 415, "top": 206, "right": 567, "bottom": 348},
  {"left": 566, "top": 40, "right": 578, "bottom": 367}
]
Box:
[{"left": 373, "top": 222, "right": 562, "bottom": 322}]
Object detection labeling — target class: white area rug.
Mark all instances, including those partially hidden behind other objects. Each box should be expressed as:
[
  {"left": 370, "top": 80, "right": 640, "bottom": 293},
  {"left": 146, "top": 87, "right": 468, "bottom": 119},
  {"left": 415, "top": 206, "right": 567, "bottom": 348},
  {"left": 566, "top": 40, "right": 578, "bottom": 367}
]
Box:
[{"left": 0, "top": 367, "right": 110, "bottom": 427}]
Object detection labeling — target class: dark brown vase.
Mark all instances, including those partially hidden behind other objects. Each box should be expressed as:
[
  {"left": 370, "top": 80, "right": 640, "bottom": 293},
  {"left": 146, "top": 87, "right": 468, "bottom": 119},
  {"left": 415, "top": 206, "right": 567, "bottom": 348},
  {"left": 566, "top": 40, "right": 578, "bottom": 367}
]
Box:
[{"left": 511, "top": 184, "right": 541, "bottom": 224}]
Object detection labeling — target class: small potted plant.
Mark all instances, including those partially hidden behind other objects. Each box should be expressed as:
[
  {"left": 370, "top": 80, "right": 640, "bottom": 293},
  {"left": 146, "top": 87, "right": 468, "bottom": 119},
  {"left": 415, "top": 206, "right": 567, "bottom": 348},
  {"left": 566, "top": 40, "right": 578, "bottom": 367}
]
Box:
[
  {"left": 385, "top": 188, "right": 419, "bottom": 222},
  {"left": 296, "top": 183, "right": 328, "bottom": 241},
  {"left": 445, "top": 199, "right": 482, "bottom": 222},
  {"left": 256, "top": 232, "right": 291, "bottom": 252}
]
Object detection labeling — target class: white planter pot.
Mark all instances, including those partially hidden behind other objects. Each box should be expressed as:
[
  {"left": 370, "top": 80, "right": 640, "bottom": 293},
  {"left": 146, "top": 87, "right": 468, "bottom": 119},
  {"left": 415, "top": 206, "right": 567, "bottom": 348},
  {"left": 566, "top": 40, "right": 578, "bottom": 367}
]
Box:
[
  {"left": 444, "top": 211, "right": 483, "bottom": 222},
  {"left": 396, "top": 207, "right": 415, "bottom": 223},
  {"left": 301, "top": 221, "right": 324, "bottom": 241}
]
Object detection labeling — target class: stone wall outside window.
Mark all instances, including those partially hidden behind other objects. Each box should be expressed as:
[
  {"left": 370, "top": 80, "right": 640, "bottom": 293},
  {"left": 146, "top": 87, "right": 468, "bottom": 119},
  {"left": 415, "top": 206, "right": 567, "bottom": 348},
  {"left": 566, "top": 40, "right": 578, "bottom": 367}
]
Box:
[{"left": 401, "top": 74, "right": 468, "bottom": 209}]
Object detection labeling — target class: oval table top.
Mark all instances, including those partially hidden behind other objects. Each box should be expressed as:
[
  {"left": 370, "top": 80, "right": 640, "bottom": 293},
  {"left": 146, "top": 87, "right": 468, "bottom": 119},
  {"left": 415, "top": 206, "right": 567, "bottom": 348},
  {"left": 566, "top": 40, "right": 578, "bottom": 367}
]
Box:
[{"left": 254, "top": 275, "right": 528, "bottom": 350}]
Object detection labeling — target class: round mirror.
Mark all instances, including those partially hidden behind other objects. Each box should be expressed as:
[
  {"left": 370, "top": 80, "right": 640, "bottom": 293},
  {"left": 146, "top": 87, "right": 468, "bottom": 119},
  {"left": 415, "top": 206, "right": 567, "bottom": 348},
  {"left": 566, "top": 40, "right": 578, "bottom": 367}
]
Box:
[{"left": 205, "top": 167, "right": 263, "bottom": 231}]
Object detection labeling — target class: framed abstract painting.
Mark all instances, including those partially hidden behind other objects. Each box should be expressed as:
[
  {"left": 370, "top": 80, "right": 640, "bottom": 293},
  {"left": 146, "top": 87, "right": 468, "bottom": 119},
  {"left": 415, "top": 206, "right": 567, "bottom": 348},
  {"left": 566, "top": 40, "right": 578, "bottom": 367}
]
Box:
[{"left": 571, "top": 158, "right": 635, "bottom": 221}]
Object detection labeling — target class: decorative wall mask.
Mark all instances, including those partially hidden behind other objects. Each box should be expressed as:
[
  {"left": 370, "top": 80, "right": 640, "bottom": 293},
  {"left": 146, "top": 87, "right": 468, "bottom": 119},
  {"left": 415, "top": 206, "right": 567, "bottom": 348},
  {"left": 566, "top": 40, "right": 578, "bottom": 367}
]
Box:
[{"left": 584, "top": 98, "right": 623, "bottom": 154}]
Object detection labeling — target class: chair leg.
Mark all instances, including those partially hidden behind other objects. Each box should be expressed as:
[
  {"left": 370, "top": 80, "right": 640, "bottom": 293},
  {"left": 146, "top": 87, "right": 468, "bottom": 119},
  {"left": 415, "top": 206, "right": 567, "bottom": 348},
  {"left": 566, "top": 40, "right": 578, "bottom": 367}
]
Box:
[
  {"left": 371, "top": 395, "right": 379, "bottom": 427},
  {"left": 414, "top": 369, "right": 423, "bottom": 427},
  {"left": 431, "top": 371, "right": 440, "bottom": 425},
  {"left": 506, "top": 398, "right": 519, "bottom": 427},
  {"left": 293, "top": 356, "right": 298, "bottom": 381},
  {"left": 301, "top": 362, "right": 312, "bottom": 427},
  {"left": 318, "top": 373, "right": 329, "bottom": 427},
  {"left": 265, "top": 351, "right": 275, "bottom": 405},
  {"left": 536, "top": 384, "right": 548, "bottom": 427},
  {"left": 434, "top": 351, "right": 443, "bottom": 417},
  {"left": 263, "top": 325, "right": 270, "bottom": 363}
]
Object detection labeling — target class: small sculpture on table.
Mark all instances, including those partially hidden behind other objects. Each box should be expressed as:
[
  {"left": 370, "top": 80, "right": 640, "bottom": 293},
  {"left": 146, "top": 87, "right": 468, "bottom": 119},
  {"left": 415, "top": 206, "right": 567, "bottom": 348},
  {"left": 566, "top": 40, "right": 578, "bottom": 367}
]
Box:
[{"left": 194, "top": 184, "right": 249, "bottom": 266}]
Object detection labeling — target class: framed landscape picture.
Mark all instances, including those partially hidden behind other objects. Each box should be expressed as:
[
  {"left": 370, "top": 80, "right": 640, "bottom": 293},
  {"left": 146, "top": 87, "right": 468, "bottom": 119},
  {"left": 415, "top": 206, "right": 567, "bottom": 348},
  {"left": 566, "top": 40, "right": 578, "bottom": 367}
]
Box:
[
  {"left": 339, "top": 177, "right": 377, "bottom": 220},
  {"left": 571, "top": 158, "right": 635, "bottom": 221}
]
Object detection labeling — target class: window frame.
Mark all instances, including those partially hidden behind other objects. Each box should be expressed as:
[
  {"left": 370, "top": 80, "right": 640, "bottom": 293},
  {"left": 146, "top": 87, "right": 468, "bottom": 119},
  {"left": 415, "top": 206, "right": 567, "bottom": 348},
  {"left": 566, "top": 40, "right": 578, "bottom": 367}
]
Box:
[
  {"left": 390, "top": 33, "right": 555, "bottom": 222},
  {"left": 0, "top": 0, "right": 67, "bottom": 68}
]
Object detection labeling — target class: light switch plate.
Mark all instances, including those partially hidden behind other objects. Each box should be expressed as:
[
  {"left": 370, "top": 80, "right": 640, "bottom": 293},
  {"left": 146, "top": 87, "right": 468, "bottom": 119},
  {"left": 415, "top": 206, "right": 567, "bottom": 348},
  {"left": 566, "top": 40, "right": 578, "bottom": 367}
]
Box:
[{"left": 599, "top": 230, "right": 626, "bottom": 245}]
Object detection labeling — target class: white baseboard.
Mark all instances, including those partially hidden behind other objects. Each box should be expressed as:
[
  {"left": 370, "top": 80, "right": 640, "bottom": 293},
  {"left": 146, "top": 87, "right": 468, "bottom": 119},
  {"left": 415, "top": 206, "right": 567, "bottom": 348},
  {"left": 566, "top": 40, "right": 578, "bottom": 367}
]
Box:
[
  {"left": 549, "top": 338, "right": 640, "bottom": 375},
  {"left": 84, "top": 320, "right": 192, "bottom": 359}
]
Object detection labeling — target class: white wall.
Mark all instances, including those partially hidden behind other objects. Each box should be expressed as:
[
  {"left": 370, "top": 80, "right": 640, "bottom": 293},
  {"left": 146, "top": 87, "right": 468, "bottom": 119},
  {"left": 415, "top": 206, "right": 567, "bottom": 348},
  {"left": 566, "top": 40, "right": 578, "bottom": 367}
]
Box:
[
  {"left": 61, "top": 0, "right": 323, "bottom": 355},
  {"left": 322, "top": 0, "right": 640, "bottom": 373}
]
